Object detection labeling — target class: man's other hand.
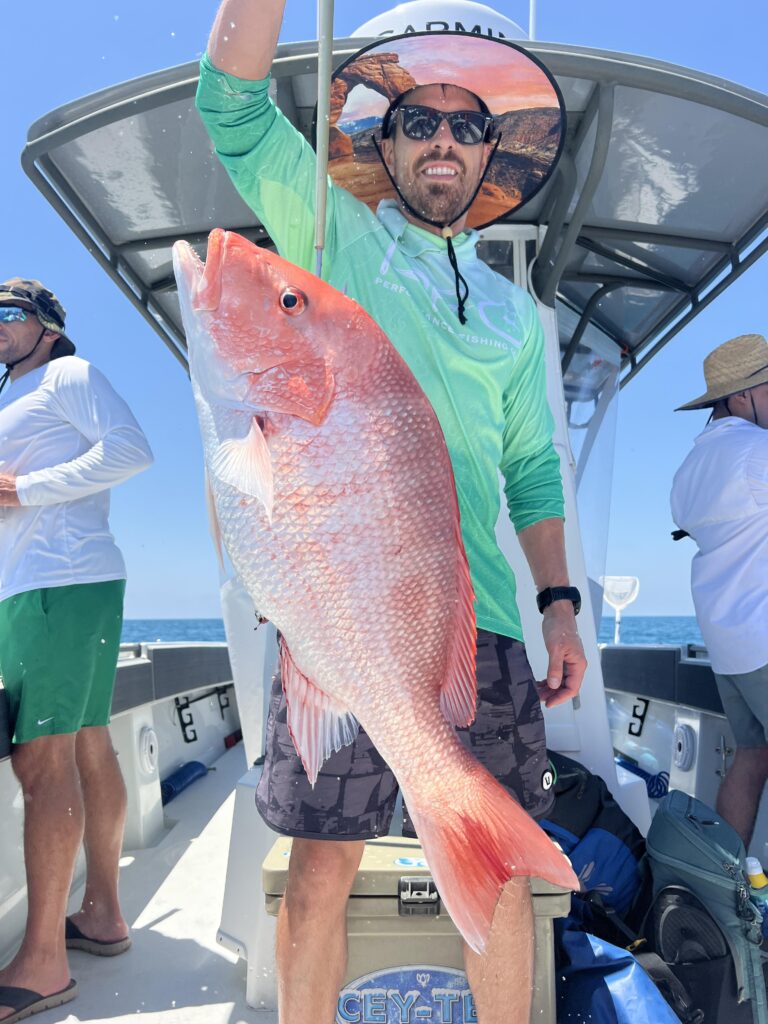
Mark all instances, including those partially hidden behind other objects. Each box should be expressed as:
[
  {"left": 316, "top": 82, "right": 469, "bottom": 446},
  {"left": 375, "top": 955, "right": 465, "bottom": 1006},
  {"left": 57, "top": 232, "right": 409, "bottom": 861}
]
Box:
[
  {"left": 537, "top": 603, "right": 587, "bottom": 707},
  {"left": 0, "top": 474, "right": 21, "bottom": 507}
]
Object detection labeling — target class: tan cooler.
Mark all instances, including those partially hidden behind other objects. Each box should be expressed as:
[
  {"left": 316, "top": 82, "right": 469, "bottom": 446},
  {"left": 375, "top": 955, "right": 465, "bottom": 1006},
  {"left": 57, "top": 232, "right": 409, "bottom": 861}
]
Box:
[{"left": 263, "top": 835, "right": 572, "bottom": 1023}]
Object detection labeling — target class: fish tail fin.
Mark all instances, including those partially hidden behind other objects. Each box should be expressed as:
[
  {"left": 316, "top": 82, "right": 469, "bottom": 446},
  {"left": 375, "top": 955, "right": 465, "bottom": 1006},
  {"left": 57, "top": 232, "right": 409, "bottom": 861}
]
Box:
[{"left": 406, "top": 767, "right": 578, "bottom": 954}]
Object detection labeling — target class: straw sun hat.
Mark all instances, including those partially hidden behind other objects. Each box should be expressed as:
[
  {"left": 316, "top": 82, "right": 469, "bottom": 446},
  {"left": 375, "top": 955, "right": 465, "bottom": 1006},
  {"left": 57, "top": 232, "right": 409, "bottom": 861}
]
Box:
[{"left": 676, "top": 334, "right": 768, "bottom": 411}]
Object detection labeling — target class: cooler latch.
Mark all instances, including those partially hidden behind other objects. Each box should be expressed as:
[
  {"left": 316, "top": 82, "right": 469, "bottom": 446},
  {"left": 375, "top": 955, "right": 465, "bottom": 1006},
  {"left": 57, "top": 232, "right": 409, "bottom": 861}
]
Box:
[{"left": 398, "top": 876, "right": 440, "bottom": 916}]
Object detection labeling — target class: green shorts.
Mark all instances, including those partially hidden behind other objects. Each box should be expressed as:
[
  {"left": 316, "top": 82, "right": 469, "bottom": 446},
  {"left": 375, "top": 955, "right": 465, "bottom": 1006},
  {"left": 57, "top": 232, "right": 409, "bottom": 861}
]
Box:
[
  {"left": 0, "top": 580, "right": 126, "bottom": 744},
  {"left": 714, "top": 663, "right": 768, "bottom": 747}
]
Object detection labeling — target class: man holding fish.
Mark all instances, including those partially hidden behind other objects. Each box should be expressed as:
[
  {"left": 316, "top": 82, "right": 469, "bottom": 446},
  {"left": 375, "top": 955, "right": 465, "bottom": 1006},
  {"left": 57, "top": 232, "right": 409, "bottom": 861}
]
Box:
[{"left": 193, "top": 3, "right": 586, "bottom": 1021}]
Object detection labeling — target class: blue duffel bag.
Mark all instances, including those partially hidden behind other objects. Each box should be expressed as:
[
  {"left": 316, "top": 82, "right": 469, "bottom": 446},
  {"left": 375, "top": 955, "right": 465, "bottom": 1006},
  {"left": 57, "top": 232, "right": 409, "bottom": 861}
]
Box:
[{"left": 556, "top": 919, "right": 687, "bottom": 1024}]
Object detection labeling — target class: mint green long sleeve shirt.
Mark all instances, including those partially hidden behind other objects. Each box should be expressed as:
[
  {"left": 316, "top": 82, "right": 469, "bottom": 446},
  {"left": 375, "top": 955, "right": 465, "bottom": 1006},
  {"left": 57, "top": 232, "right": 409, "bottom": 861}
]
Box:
[{"left": 196, "top": 56, "right": 564, "bottom": 641}]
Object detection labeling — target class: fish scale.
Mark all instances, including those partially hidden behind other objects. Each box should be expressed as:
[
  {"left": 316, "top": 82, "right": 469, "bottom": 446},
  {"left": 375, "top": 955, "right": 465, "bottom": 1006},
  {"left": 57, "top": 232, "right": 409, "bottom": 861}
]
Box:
[{"left": 174, "top": 227, "right": 578, "bottom": 953}]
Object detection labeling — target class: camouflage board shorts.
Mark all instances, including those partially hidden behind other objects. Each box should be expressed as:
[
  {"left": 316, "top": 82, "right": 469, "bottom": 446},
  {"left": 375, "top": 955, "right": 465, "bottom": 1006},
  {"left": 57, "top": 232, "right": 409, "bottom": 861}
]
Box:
[{"left": 255, "top": 629, "right": 555, "bottom": 839}]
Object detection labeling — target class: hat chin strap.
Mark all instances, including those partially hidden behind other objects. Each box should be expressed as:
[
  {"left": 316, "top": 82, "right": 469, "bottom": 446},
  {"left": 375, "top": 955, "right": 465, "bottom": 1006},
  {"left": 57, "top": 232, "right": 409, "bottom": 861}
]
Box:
[
  {"left": 0, "top": 326, "right": 47, "bottom": 396},
  {"left": 373, "top": 134, "right": 501, "bottom": 325},
  {"left": 749, "top": 390, "right": 764, "bottom": 429}
]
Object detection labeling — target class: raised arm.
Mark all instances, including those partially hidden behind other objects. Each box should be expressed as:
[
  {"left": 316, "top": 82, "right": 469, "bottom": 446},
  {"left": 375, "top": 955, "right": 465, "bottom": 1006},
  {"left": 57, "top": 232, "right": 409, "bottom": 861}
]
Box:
[
  {"left": 199, "top": 0, "right": 369, "bottom": 275},
  {"left": 207, "top": 0, "right": 286, "bottom": 79}
]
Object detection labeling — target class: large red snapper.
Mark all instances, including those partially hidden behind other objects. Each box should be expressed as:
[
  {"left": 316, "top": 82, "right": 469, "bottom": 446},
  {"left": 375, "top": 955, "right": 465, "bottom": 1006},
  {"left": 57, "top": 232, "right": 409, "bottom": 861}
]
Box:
[{"left": 173, "top": 228, "right": 577, "bottom": 952}]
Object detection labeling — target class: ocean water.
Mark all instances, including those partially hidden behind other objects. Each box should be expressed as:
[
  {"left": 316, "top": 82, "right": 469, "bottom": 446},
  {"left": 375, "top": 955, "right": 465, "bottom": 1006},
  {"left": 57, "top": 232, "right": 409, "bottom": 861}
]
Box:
[
  {"left": 597, "top": 615, "right": 703, "bottom": 646},
  {"left": 122, "top": 615, "right": 704, "bottom": 647},
  {"left": 121, "top": 618, "right": 226, "bottom": 643}
]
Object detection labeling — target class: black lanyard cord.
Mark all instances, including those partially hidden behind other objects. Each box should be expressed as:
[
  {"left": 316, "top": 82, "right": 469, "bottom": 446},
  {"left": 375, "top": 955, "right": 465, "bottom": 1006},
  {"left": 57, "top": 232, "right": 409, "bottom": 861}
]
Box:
[
  {"left": 372, "top": 134, "right": 501, "bottom": 326},
  {"left": 444, "top": 230, "right": 469, "bottom": 325},
  {"left": 0, "top": 327, "right": 47, "bottom": 396}
]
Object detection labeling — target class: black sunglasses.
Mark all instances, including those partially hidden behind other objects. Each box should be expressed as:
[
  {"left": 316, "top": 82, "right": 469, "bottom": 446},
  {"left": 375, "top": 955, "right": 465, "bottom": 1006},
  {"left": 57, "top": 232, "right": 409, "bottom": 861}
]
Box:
[{"left": 395, "top": 104, "right": 493, "bottom": 146}]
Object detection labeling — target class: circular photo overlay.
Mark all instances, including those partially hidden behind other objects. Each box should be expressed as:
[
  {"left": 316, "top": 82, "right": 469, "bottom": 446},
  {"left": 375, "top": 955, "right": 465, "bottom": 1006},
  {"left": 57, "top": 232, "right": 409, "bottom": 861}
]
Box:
[{"left": 322, "top": 31, "right": 566, "bottom": 230}]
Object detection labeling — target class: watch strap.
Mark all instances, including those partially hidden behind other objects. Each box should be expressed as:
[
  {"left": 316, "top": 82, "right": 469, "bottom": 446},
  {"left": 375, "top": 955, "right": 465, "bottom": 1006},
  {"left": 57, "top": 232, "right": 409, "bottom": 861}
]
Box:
[{"left": 536, "top": 586, "right": 581, "bottom": 615}]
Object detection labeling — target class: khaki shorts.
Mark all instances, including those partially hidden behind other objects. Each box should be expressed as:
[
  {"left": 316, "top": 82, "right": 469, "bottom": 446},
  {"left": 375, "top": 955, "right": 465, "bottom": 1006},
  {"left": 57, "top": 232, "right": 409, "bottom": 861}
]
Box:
[
  {"left": 0, "top": 580, "right": 126, "bottom": 744},
  {"left": 714, "top": 663, "right": 768, "bottom": 747},
  {"left": 255, "top": 629, "right": 555, "bottom": 840}
]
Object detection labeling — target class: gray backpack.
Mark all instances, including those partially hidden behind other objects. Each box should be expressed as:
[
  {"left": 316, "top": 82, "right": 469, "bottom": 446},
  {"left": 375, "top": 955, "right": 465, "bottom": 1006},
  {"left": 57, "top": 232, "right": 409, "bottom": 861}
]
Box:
[{"left": 646, "top": 790, "right": 767, "bottom": 1024}]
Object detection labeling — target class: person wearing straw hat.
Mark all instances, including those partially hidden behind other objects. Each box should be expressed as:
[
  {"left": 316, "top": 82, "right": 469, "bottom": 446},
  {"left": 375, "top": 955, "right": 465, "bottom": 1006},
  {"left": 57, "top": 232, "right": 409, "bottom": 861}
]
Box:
[
  {"left": 197, "top": 4, "right": 585, "bottom": 1021},
  {"left": 671, "top": 333, "right": 768, "bottom": 848},
  {"left": 0, "top": 279, "right": 153, "bottom": 1024}
]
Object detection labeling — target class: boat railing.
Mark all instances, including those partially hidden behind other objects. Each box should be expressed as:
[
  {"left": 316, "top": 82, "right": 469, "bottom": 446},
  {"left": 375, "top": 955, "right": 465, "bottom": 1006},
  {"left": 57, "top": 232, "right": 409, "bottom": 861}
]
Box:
[
  {"left": 0, "top": 641, "right": 233, "bottom": 762},
  {"left": 118, "top": 641, "right": 143, "bottom": 659},
  {"left": 601, "top": 643, "right": 722, "bottom": 715},
  {"left": 685, "top": 643, "right": 710, "bottom": 661}
]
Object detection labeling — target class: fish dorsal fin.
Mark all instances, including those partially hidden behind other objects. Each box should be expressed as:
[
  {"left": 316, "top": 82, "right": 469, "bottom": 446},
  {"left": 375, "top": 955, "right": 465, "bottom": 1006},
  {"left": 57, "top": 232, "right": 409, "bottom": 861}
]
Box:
[
  {"left": 210, "top": 416, "right": 273, "bottom": 520},
  {"left": 280, "top": 639, "right": 359, "bottom": 787},
  {"left": 251, "top": 358, "right": 335, "bottom": 427},
  {"left": 440, "top": 506, "right": 478, "bottom": 728}
]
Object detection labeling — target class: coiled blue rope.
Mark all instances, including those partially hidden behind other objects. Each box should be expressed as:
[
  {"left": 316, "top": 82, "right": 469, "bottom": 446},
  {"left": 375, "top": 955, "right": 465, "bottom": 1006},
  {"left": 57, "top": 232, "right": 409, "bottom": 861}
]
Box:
[{"left": 614, "top": 754, "right": 669, "bottom": 799}]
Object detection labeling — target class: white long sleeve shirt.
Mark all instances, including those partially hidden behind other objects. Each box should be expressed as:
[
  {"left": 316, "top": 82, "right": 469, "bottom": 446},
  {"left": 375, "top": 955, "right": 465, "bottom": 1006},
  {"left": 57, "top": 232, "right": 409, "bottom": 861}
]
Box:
[
  {"left": 670, "top": 417, "right": 768, "bottom": 674},
  {"left": 0, "top": 356, "right": 153, "bottom": 602}
]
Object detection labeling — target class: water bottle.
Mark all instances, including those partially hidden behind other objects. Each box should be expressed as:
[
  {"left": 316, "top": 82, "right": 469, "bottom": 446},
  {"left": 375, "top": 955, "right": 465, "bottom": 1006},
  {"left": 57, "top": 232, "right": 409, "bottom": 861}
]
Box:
[{"left": 747, "top": 857, "right": 768, "bottom": 940}]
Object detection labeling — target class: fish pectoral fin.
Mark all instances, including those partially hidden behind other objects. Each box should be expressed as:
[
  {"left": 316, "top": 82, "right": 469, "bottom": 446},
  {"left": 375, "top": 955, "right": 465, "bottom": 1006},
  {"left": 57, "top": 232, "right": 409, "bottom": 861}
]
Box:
[
  {"left": 279, "top": 639, "right": 359, "bottom": 787},
  {"left": 210, "top": 416, "right": 274, "bottom": 520}
]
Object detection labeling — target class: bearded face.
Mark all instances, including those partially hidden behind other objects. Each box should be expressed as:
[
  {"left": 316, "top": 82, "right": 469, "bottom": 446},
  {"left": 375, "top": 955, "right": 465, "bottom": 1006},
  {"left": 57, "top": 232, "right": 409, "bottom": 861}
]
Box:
[{"left": 380, "top": 84, "right": 492, "bottom": 232}]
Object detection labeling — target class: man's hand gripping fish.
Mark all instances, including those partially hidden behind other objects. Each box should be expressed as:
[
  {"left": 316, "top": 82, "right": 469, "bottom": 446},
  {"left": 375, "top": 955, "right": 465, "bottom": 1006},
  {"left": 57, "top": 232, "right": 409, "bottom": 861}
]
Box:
[{"left": 173, "top": 229, "right": 578, "bottom": 953}]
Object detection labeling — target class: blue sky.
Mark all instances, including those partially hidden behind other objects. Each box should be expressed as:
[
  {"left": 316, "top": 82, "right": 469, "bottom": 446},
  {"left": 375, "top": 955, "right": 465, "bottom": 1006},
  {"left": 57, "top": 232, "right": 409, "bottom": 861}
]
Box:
[{"left": 2, "top": 1, "right": 766, "bottom": 617}]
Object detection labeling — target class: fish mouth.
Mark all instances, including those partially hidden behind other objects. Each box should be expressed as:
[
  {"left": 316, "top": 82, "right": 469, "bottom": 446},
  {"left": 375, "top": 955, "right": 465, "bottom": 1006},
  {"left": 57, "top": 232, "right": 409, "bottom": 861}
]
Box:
[
  {"left": 172, "top": 228, "right": 225, "bottom": 312},
  {"left": 173, "top": 231, "right": 229, "bottom": 383}
]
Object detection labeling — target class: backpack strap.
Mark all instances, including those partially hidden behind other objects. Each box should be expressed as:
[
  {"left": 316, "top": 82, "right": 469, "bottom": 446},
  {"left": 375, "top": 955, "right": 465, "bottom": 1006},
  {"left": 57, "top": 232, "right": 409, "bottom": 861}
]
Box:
[
  {"left": 635, "top": 952, "right": 705, "bottom": 1024},
  {"left": 583, "top": 891, "right": 705, "bottom": 1024},
  {"left": 582, "top": 891, "right": 647, "bottom": 951}
]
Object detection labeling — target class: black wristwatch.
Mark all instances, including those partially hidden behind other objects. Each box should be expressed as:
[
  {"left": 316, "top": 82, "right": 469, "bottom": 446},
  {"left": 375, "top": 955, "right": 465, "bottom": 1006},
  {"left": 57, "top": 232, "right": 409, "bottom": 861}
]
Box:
[{"left": 536, "top": 586, "right": 581, "bottom": 615}]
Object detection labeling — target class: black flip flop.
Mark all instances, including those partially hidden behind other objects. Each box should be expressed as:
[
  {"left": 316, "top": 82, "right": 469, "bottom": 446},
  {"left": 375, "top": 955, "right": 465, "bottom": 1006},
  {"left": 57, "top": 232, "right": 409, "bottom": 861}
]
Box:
[
  {"left": 65, "top": 917, "right": 131, "bottom": 957},
  {"left": 0, "top": 980, "right": 77, "bottom": 1024}
]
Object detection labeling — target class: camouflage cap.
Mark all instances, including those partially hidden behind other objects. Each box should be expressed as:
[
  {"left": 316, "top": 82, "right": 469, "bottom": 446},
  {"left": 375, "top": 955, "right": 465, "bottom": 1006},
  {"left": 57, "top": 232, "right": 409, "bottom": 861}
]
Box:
[{"left": 0, "top": 278, "right": 76, "bottom": 358}]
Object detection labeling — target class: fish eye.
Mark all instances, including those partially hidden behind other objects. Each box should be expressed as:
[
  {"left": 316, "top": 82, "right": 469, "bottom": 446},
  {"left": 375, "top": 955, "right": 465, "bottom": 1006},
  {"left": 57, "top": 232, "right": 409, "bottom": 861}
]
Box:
[{"left": 279, "top": 288, "right": 307, "bottom": 316}]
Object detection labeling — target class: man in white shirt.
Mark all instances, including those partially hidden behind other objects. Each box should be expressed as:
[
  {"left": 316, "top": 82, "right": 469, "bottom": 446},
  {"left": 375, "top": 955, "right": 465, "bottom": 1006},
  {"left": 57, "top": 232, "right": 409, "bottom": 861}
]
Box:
[
  {"left": 671, "top": 333, "right": 768, "bottom": 848},
  {"left": 0, "top": 280, "right": 153, "bottom": 1024}
]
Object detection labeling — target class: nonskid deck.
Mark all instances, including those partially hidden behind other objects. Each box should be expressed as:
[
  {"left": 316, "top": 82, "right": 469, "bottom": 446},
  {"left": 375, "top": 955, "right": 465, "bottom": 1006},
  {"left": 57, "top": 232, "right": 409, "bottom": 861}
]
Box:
[{"left": 58, "top": 744, "right": 267, "bottom": 1024}]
